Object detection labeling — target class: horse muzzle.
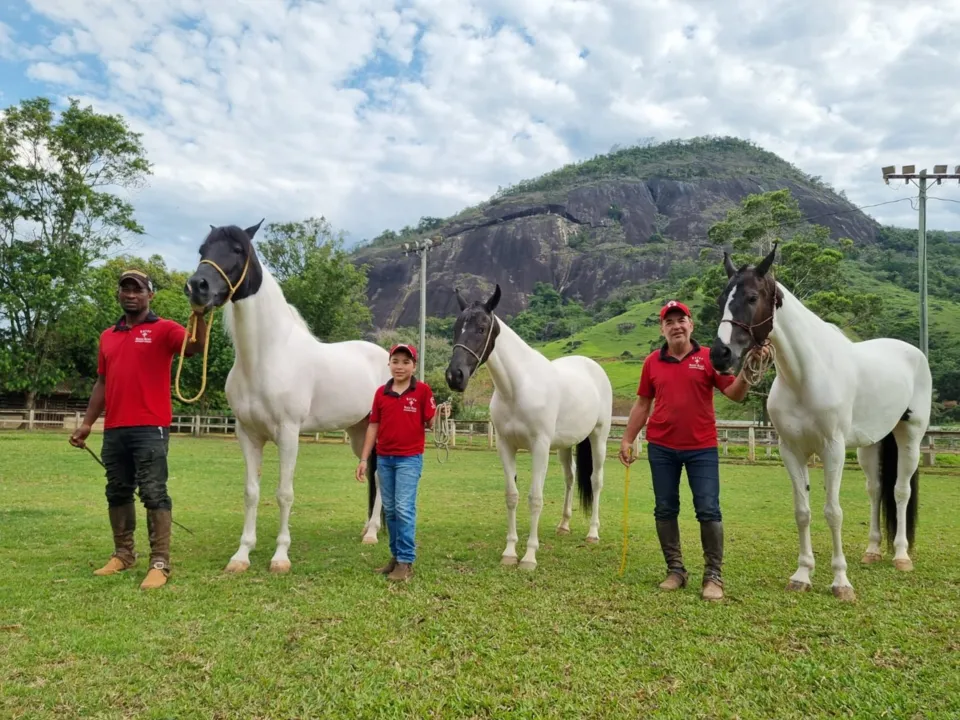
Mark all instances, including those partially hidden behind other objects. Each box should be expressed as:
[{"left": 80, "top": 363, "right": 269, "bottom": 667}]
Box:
[{"left": 709, "top": 339, "right": 735, "bottom": 374}]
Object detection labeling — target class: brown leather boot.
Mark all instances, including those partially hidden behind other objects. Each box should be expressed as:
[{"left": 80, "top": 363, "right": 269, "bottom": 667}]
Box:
[
  {"left": 700, "top": 521, "right": 724, "bottom": 601},
  {"left": 655, "top": 518, "right": 688, "bottom": 590},
  {"left": 387, "top": 562, "right": 413, "bottom": 582},
  {"left": 375, "top": 557, "right": 398, "bottom": 574},
  {"left": 94, "top": 503, "right": 137, "bottom": 575},
  {"left": 141, "top": 508, "right": 172, "bottom": 590}
]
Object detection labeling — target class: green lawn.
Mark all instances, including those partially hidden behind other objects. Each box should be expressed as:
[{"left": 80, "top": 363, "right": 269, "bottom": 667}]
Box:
[{"left": 2, "top": 432, "right": 959, "bottom": 719}]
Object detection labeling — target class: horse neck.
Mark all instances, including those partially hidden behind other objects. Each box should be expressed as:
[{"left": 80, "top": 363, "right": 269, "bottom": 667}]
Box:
[
  {"left": 223, "top": 270, "right": 300, "bottom": 371},
  {"left": 486, "top": 317, "right": 538, "bottom": 401},
  {"left": 768, "top": 282, "right": 844, "bottom": 391}
]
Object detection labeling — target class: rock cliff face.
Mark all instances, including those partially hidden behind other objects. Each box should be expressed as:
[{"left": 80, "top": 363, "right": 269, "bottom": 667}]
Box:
[{"left": 354, "top": 159, "right": 879, "bottom": 329}]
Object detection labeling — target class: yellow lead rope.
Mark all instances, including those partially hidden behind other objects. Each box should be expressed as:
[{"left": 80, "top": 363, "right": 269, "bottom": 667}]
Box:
[
  {"left": 174, "top": 255, "right": 249, "bottom": 404},
  {"left": 618, "top": 448, "right": 633, "bottom": 577}
]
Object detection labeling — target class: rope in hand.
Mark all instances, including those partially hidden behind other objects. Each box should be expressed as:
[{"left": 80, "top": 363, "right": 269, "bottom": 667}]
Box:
[
  {"left": 78, "top": 443, "right": 194, "bottom": 535},
  {"left": 618, "top": 447, "right": 633, "bottom": 577},
  {"left": 432, "top": 401, "right": 453, "bottom": 464},
  {"left": 741, "top": 342, "right": 775, "bottom": 386},
  {"left": 174, "top": 255, "right": 249, "bottom": 404}
]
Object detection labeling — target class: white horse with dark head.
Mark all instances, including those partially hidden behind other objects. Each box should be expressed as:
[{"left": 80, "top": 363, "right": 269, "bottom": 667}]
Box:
[
  {"left": 445, "top": 284, "right": 613, "bottom": 570},
  {"left": 710, "top": 245, "right": 931, "bottom": 601},
  {"left": 185, "top": 221, "right": 390, "bottom": 573}
]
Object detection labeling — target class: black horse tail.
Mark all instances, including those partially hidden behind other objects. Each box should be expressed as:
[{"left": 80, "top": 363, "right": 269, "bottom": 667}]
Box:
[
  {"left": 366, "top": 447, "right": 383, "bottom": 524},
  {"left": 879, "top": 431, "right": 918, "bottom": 550},
  {"left": 575, "top": 438, "right": 594, "bottom": 516}
]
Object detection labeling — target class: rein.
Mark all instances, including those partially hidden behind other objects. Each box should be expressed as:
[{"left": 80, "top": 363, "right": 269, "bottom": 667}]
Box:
[
  {"left": 174, "top": 255, "right": 250, "bottom": 404},
  {"left": 432, "top": 401, "right": 453, "bottom": 463}
]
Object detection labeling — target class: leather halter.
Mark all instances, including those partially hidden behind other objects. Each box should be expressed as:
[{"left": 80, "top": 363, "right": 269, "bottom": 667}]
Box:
[{"left": 453, "top": 314, "right": 497, "bottom": 367}]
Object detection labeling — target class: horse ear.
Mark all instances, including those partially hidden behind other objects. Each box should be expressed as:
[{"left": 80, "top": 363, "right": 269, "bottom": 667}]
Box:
[
  {"left": 245, "top": 218, "right": 265, "bottom": 238},
  {"left": 485, "top": 284, "right": 501, "bottom": 313},
  {"left": 756, "top": 242, "right": 778, "bottom": 277},
  {"left": 455, "top": 288, "right": 468, "bottom": 312},
  {"left": 723, "top": 251, "right": 737, "bottom": 278},
  {"left": 209, "top": 224, "right": 217, "bottom": 231}
]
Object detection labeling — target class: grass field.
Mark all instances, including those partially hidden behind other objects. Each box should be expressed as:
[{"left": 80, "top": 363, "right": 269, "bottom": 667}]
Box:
[{"left": 2, "top": 431, "right": 960, "bottom": 719}]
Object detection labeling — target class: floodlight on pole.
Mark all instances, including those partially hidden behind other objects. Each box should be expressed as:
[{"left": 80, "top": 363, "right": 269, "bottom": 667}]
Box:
[{"left": 934, "top": 165, "right": 948, "bottom": 174}]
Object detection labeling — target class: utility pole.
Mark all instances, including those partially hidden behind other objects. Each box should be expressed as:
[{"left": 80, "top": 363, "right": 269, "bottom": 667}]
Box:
[
  {"left": 881, "top": 164, "right": 960, "bottom": 357},
  {"left": 401, "top": 235, "right": 444, "bottom": 380}
]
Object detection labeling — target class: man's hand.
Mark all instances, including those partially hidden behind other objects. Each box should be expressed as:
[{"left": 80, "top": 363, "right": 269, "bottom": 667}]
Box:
[
  {"left": 355, "top": 459, "right": 367, "bottom": 483},
  {"left": 69, "top": 424, "right": 92, "bottom": 448},
  {"left": 618, "top": 439, "right": 636, "bottom": 467}
]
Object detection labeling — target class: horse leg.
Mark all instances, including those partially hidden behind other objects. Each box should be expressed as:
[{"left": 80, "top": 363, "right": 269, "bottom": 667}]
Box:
[
  {"left": 556, "top": 447, "right": 574, "bottom": 536},
  {"left": 347, "top": 420, "right": 381, "bottom": 544},
  {"left": 891, "top": 423, "right": 922, "bottom": 571},
  {"left": 497, "top": 439, "right": 520, "bottom": 566},
  {"left": 585, "top": 432, "right": 606, "bottom": 543},
  {"left": 519, "top": 439, "right": 550, "bottom": 571},
  {"left": 821, "top": 440, "right": 854, "bottom": 601},
  {"left": 780, "top": 443, "right": 815, "bottom": 592},
  {"left": 856, "top": 442, "right": 883, "bottom": 564},
  {"left": 225, "top": 422, "right": 265, "bottom": 573},
  {"left": 269, "top": 424, "right": 300, "bottom": 574}
]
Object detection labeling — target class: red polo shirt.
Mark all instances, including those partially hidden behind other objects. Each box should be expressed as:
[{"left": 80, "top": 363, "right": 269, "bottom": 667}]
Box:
[
  {"left": 638, "top": 341, "right": 736, "bottom": 450},
  {"left": 369, "top": 378, "right": 437, "bottom": 456},
  {"left": 96, "top": 312, "right": 188, "bottom": 429}
]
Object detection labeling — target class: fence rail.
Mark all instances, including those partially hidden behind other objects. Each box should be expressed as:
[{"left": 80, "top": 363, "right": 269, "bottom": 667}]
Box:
[{"left": 4, "top": 408, "right": 959, "bottom": 466}]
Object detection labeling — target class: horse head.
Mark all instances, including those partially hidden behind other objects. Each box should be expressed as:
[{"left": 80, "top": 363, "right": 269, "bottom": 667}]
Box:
[
  {"left": 710, "top": 243, "right": 782, "bottom": 374},
  {"left": 185, "top": 220, "right": 265, "bottom": 310},
  {"left": 445, "top": 284, "right": 501, "bottom": 392}
]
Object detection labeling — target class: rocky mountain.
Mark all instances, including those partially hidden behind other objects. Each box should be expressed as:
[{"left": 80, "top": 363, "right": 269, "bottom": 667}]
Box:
[{"left": 352, "top": 137, "right": 881, "bottom": 329}]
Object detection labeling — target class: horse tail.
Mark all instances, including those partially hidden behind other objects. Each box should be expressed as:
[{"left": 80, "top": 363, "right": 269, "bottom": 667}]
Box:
[
  {"left": 366, "top": 446, "right": 381, "bottom": 522},
  {"left": 575, "top": 438, "right": 594, "bottom": 516},
  {"left": 878, "top": 431, "right": 918, "bottom": 550}
]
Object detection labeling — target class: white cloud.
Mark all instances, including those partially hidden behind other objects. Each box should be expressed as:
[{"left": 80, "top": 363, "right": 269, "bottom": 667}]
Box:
[{"left": 0, "top": 0, "right": 957, "bottom": 271}]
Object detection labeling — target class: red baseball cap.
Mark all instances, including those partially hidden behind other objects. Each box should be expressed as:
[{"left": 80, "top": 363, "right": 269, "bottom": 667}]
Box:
[
  {"left": 389, "top": 343, "right": 418, "bottom": 362},
  {"left": 659, "top": 300, "right": 691, "bottom": 320}
]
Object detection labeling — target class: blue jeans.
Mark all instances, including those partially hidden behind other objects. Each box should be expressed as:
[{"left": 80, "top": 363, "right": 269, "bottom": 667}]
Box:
[
  {"left": 377, "top": 454, "right": 423, "bottom": 564},
  {"left": 647, "top": 443, "right": 722, "bottom": 523}
]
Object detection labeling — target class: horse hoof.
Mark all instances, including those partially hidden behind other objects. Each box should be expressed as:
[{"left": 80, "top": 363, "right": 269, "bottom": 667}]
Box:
[
  {"left": 556, "top": 526, "right": 571, "bottom": 536},
  {"left": 518, "top": 561, "right": 537, "bottom": 572},
  {"left": 894, "top": 558, "right": 914, "bottom": 572},
  {"left": 585, "top": 536, "right": 599, "bottom": 545},
  {"left": 832, "top": 585, "right": 856, "bottom": 602},
  {"left": 500, "top": 555, "right": 518, "bottom": 566},
  {"left": 861, "top": 552, "right": 883, "bottom": 564},
  {"left": 224, "top": 560, "right": 250, "bottom": 574},
  {"left": 269, "top": 560, "right": 291, "bottom": 574},
  {"left": 785, "top": 580, "right": 811, "bottom": 592},
  {"left": 361, "top": 535, "right": 378, "bottom": 545}
]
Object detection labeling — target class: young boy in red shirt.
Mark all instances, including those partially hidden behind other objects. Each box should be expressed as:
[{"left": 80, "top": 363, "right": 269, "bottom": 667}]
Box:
[{"left": 356, "top": 343, "right": 436, "bottom": 582}]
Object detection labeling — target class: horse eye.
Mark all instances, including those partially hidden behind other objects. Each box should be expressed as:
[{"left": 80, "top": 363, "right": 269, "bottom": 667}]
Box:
[{"left": 748, "top": 295, "right": 759, "bottom": 304}]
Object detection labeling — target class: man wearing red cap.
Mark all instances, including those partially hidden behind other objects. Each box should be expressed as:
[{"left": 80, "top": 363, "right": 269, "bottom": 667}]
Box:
[
  {"left": 69, "top": 269, "right": 208, "bottom": 590},
  {"left": 356, "top": 343, "right": 436, "bottom": 582},
  {"left": 619, "top": 299, "right": 759, "bottom": 601}
]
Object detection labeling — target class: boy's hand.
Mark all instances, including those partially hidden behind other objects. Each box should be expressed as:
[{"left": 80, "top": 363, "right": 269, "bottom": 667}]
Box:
[{"left": 355, "top": 460, "right": 367, "bottom": 483}]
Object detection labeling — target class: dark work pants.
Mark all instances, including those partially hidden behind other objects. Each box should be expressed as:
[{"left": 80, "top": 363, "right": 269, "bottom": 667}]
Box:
[
  {"left": 647, "top": 443, "right": 721, "bottom": 522},
  {"left": 101, "top": 426, "right": 172, "bottom": 511}
]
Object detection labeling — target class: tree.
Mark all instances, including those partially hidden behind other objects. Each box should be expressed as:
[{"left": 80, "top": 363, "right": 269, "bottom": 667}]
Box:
[
  {"left": 510, "top": 282, "right": 594, "bottom": 343},
  {"left": 0, "top": 96, "right": 151, "bottom": 407},
  {"left": 257, "top": 217, "right": 373, "bottom": 341}
]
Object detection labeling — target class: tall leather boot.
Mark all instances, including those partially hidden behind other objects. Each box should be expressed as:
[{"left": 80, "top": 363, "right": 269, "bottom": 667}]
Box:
[
  {"left": 700, "top": 520, "right": 724, "bottom": 601},
  {"left": 140, "top": 508, "right": 172, "bottom": 590},
  {"left": 93, "top": 503, "right": 137, "bottom": 575},
  {"left": 655, "top": 518, "right": 688, "bottom": 590}
]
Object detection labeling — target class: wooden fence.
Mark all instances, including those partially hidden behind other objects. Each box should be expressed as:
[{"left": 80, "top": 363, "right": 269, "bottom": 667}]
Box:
[{"left": 4, "top": 408, "right": 960, "bottom": 467}]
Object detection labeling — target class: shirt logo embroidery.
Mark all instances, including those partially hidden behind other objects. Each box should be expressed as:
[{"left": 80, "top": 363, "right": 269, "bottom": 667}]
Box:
[
  {"left": 688, "top": 356, "right": 705, "bottom": 371},
  {"left": 135, "top": 329, "right": 153, "bottom": 344},
  {"left": 403, "top": 397, "right": 418, "bottom": 413}
]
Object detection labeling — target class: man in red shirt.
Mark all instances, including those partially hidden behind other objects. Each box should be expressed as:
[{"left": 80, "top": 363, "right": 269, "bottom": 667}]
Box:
[
  {"left": 619, "top": 300, "right": 760, "bottom": 601},
  {"left": 69, "top": 269, "right": 208, "bottom": 590},
  {"left": 355, "top": 343, "right": 436, "bottom": 582}
]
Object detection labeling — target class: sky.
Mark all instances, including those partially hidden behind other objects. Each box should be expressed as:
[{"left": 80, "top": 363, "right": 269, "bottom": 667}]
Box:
[{"left": 1, "top": 0, "right": 959, "bottom": 272}]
